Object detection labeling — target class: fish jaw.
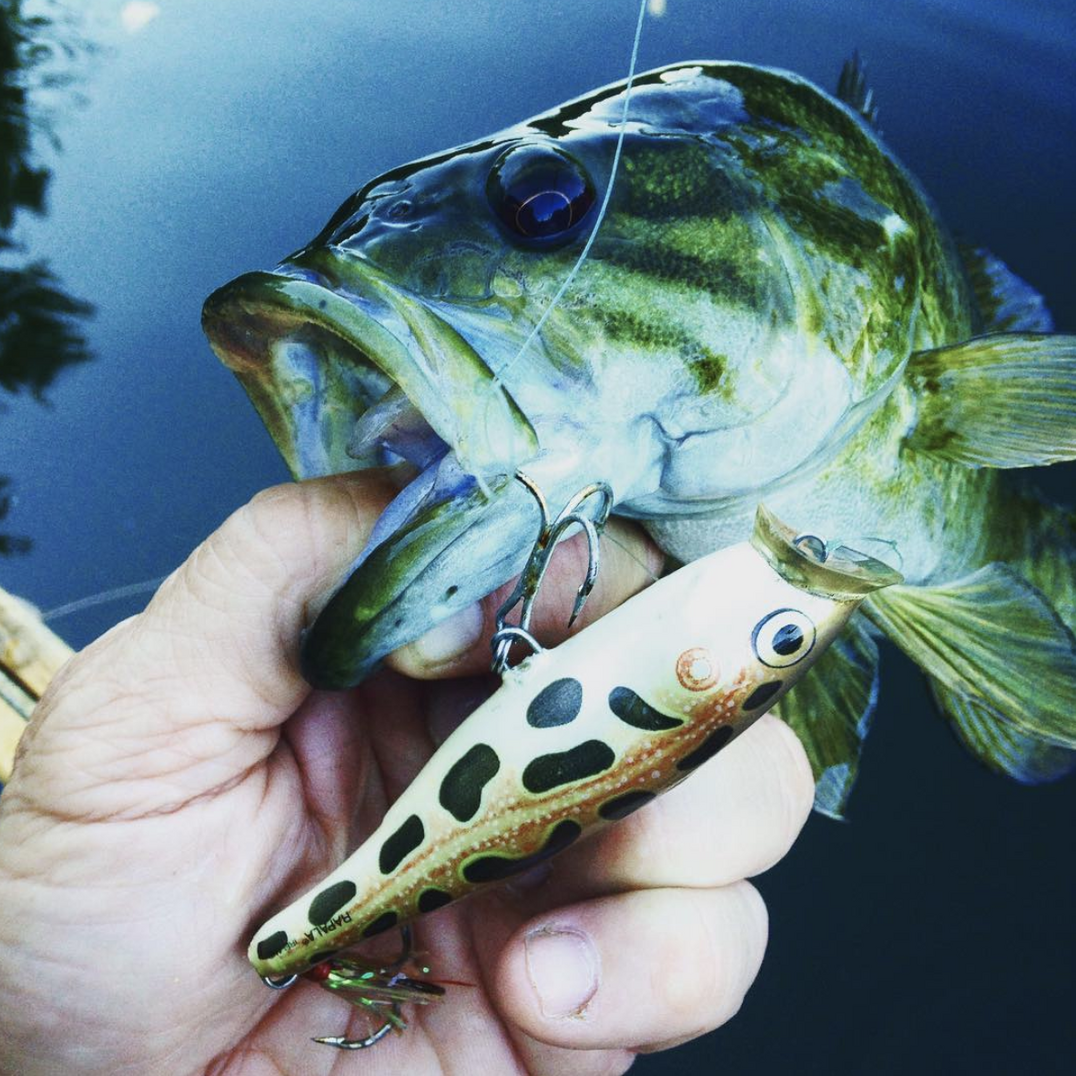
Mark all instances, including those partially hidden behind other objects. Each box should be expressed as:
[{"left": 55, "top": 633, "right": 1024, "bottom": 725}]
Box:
[
  {"left": 201, "top": 251, "right": 538, "bottom": 483},
  {"left": 202, "top": 251, "right": 639, "bottom": 690},
  {"left": 298, "top": 471, "right": 533, "bottom": 688}
]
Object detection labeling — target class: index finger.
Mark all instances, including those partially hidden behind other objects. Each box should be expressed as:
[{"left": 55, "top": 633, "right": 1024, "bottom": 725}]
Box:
[{"left": 13, "top": 472, "right": 397, "bottom": 809}]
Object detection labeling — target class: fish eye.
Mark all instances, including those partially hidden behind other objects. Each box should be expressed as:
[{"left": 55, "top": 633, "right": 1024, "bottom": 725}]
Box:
[
  {"left": 487, "top": 144, "right": 595, "bottom": 245},
  {"left": 751, "top": 608, "right": 816, "bottom": 668}
]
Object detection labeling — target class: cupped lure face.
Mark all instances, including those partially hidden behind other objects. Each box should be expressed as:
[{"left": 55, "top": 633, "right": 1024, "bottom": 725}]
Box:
[{"left": 203, "top": 62, "right": 944, "bottom": 688}]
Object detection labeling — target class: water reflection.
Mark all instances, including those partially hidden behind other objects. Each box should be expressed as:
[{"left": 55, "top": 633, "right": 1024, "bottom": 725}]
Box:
[{"left": 0, "top": 1, "right": 94, "bottom": 554}]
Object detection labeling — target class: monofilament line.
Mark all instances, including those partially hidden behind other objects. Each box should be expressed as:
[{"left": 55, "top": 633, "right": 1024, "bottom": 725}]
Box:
[
  {"left": 480, "top": 0, "right": 650, "bottom": 433},
  {"left": 43, "top": 576, "right": 168, "bottom": 621}
]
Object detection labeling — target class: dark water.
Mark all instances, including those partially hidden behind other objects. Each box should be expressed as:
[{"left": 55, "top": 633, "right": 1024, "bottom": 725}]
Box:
[{"left": 3, "top": 1, "right": 1074, "bottom": 1072}]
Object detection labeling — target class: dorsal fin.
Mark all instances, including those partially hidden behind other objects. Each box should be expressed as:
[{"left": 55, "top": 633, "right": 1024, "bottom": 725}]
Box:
[
  {"left": 906, "top": 332, "right": 1076, "bottom": 467},
  {"left": 864, "top": 563, "right": 1076, "bottom": 750},
  {"left": 959, "top": 245, "right": 1053, "bottom": 332},
  {"left": 774, "top": 613, "right": 879, "bottom": 819},
  {"left": 836, "top": 52, "right": 879, "bottom": 127}
]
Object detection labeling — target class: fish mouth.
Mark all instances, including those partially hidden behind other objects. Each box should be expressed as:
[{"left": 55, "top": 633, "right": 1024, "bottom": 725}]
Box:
[
  {"left": 202, "top": 249, "right": 536, "bottom": 480},
  {"left": 202, "top": 249, "right": 542, "bottom": 689}
]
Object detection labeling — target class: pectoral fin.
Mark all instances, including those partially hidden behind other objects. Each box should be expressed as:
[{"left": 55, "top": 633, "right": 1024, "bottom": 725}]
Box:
[
  {"left": 775, "top": 614, "right": 879, "bottom": 819},
  {"left": 906, "top": 332, "right": 1076, "bottom": 467},
  {"left": 865, "top": 564, "right": 1076, "bottom": 749},
  {"left": 929, "top": 679, "right": 1076, "bottom": 785}
]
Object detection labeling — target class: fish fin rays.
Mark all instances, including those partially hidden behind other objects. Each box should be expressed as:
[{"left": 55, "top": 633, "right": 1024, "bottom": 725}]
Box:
[
  {"left": 774, "top": 613, "right": 879, "bottom": 819},
  {"left": 929, "top": 679, "right": 1076, "bottom": 785},
  {"left": 864, "top": 563, "right": 1076, "bottom": 751},
  {"left": 836, "top": 52, "right": 879, "bottom": 127},
  {"left": 906, "top": 332, "right": 1076, "bottom": 467},
  {"left": 1003, "top": 491, "right": 1076, "bottom": 632},
  {"left": 959, "top": 245, "right": 1054, "bottom": 332}
]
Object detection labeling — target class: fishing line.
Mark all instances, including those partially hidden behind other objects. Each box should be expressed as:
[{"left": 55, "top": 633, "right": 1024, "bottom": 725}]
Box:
[
  {"left": 476, "top": 0, "right": 650, "bottom": 461},
  {"left": 601, "top": 525, "right": 663, "bottom": 584},
  {"left": 49, "top": 6, "right": 651, "bottom": 627},
  {"left": 43, "top": 575, "right": 168, "bottom": 622}
]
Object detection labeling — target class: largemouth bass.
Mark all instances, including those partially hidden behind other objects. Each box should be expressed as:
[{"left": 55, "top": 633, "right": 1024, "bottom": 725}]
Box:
[{"left": 202, "top": 59, "right": 1076, "bottom": 815}]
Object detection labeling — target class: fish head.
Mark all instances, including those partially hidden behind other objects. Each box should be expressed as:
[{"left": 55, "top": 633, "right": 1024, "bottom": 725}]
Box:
[{"left": 202, "top": 63, "right": 915, "bottom": 688}]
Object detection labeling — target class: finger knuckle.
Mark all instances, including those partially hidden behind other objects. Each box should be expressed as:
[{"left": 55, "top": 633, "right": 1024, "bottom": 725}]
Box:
[
  {"left": 769, "top": 715, "right": 817, "bottom": 836},
  {"left": 242, "top": 482, "right": 321, "bottom": 560},
  {"left": 649, "top": 897, "right": 725, "bottom": 1022},
  {"left": 652, "top": 884, "right": 768, "bottom": 1031},
  {"left": 208, "top": 480, "right": 343, "bottom": 599},
  {"left": 750, "top": 715, "right": 815, "bottom": 859}
]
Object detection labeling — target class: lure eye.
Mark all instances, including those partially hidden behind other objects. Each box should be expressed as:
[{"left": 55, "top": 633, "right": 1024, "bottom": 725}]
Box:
[
  {"left": 487, "top": 144, "right": 596, "bottom": 244},
  {"left": 751, "top": 609, "right": 816, "bottom": 668}
]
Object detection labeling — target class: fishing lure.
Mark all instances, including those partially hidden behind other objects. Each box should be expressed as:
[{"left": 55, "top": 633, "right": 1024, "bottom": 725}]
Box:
[{"left": 250, "top": 500, "right": 901, "bottom": 1046}]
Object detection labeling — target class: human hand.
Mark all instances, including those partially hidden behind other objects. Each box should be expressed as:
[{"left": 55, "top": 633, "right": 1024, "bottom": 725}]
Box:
[{"left": 0, "top": 472, "right": 814, "bottom": 1075}]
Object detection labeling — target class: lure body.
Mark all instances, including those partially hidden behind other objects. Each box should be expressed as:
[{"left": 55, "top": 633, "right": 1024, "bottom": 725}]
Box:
[{"left": 250, "top": 509, "right": 898, "bottom": 978}]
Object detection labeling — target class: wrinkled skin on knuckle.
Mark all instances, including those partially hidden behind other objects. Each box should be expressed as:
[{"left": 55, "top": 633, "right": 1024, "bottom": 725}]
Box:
[
  {"left": 199, "top": 474, "right": 391, "bottom": 609},
  {"left": 646, "top": 899, "right": 723, "bottom": 1030},
  {"left": 209, "top": 485, "right": 319, "bottom": 597},
  {"left": 8, "top": 620, "right": 136, "bottom": 784}
]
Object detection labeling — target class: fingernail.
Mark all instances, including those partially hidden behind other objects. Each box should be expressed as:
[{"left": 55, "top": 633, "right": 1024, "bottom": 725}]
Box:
[
  {"left": 412, "top": 603, "right": 484, "bottom": 667},
  {"left": 525, "top": 926, "right": 599, "bottom": 1019}
]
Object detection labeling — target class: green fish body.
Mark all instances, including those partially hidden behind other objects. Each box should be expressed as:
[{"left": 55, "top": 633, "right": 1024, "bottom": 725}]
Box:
[{"left": 203, "top": 60, "right": 1076, "bottom": 813}]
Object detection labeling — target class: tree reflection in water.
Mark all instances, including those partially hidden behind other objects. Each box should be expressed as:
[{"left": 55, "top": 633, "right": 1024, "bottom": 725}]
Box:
[{"left": 0, "top": 0, "right": 94, "bottom": 553}]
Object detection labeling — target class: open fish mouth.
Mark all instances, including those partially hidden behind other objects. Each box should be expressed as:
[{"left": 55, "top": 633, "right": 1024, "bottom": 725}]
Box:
[
  {"left": 201, "top": 250, "right": 536, "bottom": 480},
  {"left": 202, "top": 251, "right": 542, "bottom": 689}
]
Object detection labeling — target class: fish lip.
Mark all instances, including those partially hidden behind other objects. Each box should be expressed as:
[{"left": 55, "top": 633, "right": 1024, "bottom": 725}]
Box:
[
  {"left": 299, "top": 471, "right": 539, "bottom": 689},
  {"left": 202, "top": 251, "right": 549, "bottom": 689},
  {"left": 201, "top": 250, "right": 538, "bottom": 481}
]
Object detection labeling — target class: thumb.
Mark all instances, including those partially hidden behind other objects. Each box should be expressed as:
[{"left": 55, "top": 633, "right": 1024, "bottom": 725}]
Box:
[
  {"left": 12, "top": 471, "right": 397, "bottom": 817},
  {"left": 387, "top": 518, "right": 664, "bottom": 679}
]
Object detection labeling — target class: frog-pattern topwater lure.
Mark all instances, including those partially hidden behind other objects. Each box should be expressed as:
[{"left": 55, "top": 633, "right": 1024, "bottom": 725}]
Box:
[{"left": 250, "top": 504, "right": 900, "bottom": 1045}]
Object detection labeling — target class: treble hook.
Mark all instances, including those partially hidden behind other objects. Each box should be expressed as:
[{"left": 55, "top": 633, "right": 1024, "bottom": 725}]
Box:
[
  {"left": 313, "top": 1005, "right": 401, "bottom": 1051},
  {"left": 490, "top": 472, "right": 614, "bottom": 674},
  {"left": 260, "top": 926, "right": 444, "bottom": 1051}
]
